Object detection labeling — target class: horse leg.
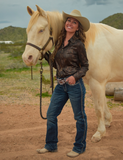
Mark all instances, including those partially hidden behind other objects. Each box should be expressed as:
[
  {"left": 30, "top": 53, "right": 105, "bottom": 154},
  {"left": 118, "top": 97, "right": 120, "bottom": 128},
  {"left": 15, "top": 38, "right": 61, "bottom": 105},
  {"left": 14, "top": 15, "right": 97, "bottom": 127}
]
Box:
[
  {"left": 104, "top": 97, "right": 112, "bottom": 127},
  {"left": 89, "top": 78, "right": 106, "bottom": 142}
]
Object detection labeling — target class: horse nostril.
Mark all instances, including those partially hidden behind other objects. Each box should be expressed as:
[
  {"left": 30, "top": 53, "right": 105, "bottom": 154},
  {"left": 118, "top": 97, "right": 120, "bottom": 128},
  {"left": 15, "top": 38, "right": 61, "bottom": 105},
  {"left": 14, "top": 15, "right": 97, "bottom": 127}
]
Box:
[{"left": 28, "top": 55, "right": 33, "bottom": 60}]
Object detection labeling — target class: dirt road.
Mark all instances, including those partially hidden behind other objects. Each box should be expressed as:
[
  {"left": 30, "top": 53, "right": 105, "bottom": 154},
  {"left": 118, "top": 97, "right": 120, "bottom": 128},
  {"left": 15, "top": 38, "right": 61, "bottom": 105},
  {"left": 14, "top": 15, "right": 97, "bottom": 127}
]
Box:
[{"left": 0, "top": 90, "right": 123, "bottom": 160}]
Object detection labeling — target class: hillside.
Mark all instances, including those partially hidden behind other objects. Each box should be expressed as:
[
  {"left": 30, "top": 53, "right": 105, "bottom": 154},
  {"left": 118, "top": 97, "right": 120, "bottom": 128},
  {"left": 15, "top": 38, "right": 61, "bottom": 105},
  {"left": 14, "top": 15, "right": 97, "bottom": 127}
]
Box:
[
  {"left": 0, "top": 26, "right": 26, "bottom": 42},
  {"left": 0, "top": 13, "right": 123, "bottom": 43},
  {"left": 100, "top": 13, "right": 123, "bottom": 29}
]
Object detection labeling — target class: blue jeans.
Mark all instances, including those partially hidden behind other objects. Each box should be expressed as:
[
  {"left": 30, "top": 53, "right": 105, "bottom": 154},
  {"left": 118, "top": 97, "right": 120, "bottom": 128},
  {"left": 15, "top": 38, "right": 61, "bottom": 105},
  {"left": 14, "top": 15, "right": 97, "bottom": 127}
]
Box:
[{"left": 45, "top": 78, "right": 87, "bottom": 154}]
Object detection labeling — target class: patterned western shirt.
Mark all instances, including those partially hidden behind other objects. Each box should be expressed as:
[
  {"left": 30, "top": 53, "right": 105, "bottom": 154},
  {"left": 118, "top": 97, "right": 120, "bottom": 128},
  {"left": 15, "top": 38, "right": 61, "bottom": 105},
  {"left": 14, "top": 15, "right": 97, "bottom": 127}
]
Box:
[{"left": 44, "top": 36, "right": 89, "bottom": 81}]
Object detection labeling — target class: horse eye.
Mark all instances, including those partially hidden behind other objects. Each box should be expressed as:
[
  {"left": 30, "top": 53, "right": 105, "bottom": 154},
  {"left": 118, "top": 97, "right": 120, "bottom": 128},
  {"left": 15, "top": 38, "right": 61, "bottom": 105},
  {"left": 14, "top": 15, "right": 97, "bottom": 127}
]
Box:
[{"left": 39, "top": 29, "right": 43, "bottom": 33}]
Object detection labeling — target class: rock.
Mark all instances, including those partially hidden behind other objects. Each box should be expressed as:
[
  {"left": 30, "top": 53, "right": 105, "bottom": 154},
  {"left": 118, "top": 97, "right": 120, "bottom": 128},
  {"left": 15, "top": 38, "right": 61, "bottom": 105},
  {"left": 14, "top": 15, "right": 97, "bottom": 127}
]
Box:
[{"left": 105, "top": 82, "right": 123, "bottom": 96}]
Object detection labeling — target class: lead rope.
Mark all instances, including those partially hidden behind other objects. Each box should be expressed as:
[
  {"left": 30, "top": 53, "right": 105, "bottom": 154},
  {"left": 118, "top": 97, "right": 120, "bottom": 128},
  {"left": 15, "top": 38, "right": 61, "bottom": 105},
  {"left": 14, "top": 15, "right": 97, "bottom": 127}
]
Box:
[
  {"left": 39, "top": 60, "right": 47, "bottom": 119},
  {"left": 39, "top": 52, "right": 54, "bottom": 120},
  {"left": 39, "top": 60, "right": 48, "bottom": 119}
]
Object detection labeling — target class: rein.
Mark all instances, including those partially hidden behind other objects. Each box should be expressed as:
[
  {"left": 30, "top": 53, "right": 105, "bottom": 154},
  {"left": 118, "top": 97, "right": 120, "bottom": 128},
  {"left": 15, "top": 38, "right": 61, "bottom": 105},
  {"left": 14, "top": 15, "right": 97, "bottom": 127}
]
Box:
[{"left": 26, "top": 27, "right": 54, "bottom": 120}]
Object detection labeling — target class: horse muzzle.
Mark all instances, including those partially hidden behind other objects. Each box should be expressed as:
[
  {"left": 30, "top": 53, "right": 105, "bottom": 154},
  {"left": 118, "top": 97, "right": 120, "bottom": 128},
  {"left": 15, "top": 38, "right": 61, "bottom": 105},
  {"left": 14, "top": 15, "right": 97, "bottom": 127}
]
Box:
[{"left": 22, "top": 51, "right": 40, "bottom": 66}]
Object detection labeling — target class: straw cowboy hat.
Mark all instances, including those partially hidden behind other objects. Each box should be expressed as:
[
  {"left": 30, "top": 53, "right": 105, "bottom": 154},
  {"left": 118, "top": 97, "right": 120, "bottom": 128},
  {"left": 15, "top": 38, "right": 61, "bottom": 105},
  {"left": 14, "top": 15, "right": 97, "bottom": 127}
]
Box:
[{"left": 62, "top": 9, "right": 90, "bottom": 32}]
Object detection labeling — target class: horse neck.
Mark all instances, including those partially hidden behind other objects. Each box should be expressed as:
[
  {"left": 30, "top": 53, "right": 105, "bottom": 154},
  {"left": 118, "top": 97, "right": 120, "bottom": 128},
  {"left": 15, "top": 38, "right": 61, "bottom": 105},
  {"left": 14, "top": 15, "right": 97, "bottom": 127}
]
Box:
[
  {"left": 46, "top": 11, "right": 63, "bottom": 44},
  {"left": 85, "top": 23, "right": 99, "bottom": 49}
]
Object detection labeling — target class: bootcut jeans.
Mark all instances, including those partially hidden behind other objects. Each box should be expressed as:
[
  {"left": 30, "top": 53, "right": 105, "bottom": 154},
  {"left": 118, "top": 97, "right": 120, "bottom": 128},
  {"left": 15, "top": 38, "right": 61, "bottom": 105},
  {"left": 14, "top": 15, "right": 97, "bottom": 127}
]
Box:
[{"left": 45, "top": 78, "right": 87, "bottom": 154}]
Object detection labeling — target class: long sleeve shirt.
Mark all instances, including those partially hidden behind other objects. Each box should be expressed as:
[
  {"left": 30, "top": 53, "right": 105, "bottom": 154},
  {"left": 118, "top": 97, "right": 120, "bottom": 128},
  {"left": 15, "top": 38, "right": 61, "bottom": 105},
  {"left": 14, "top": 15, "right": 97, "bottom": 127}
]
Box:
[{"left": 44, "top": 36, "right": 89, "bottom": 81}]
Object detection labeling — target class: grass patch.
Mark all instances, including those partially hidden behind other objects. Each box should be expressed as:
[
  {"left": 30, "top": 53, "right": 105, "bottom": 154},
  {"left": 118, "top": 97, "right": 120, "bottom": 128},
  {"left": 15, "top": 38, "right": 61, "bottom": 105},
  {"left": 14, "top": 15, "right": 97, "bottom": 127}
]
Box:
[
  {"left": 0, "top": 91, "right": 5, "bottom": 95},
  {"left": 106, "top": 95, "right": 114, "bottom": 99},
  {"left": 107, "top": 101, "right": 117, "bottom": 109},
  {"left": 0, "top": 73, "right": 5, "bottom": 77},
  {"left": 36, "top": 92, "right": 52, "bottom": 98},
  {"left": 107, "top": 101, "right": 123, "bottom": 109},
  {"left": 5, "top": 67, "right": 30, "bottom": 72}
]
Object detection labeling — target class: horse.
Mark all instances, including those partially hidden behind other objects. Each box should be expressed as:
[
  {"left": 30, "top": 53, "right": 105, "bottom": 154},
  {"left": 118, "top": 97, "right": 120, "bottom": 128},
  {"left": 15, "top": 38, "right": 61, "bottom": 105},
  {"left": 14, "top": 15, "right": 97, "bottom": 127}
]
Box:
[{"left": 22, "top": 5, "right": 123, "bottom": 142}]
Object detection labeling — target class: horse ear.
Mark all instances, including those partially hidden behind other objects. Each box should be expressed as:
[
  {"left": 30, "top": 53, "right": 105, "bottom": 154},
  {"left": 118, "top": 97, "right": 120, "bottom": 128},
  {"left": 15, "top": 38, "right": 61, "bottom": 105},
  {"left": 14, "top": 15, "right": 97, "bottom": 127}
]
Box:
[
  {"left": 27, "top": 6, "right": 34, "bottom": 16},
  {"left": 36, "top": 5, "right": 47, "bottom": 18}
]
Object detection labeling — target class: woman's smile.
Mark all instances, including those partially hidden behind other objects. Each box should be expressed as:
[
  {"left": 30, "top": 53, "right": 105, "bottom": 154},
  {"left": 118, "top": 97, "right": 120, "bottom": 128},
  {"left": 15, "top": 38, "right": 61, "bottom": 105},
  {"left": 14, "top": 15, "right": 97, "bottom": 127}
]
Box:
[{"left": 65, "top": 17, "right": 79, "bottom": 33}]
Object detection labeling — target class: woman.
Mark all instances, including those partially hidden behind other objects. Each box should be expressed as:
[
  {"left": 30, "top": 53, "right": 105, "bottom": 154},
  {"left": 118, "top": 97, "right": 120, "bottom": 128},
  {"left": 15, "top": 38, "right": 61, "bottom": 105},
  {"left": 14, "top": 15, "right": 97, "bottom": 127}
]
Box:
[{"left": 37, "top": 9, "right": 90, "bottom": 157}]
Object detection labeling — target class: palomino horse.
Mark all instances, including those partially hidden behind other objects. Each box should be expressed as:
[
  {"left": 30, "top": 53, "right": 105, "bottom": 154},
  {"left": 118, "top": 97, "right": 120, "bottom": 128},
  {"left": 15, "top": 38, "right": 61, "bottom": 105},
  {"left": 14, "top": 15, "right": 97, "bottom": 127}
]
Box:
[{"left": 22, "top": 5, "right": 123, "bottom": 142}]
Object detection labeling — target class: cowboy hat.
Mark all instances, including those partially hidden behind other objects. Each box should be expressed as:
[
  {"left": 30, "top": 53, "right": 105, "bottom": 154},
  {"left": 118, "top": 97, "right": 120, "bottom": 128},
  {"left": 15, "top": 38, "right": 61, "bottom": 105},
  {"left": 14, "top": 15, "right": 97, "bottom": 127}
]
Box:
[{"left": 62, "top": 9, "right": 90, "bottom": 32}]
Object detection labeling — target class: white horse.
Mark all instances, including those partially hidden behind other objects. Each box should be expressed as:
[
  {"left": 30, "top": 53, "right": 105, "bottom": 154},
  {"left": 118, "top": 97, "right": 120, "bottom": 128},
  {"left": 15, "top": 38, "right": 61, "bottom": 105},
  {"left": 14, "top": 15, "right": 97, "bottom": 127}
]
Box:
[{"left": 22, "top": 5, "right": 123, "bottom": 142}]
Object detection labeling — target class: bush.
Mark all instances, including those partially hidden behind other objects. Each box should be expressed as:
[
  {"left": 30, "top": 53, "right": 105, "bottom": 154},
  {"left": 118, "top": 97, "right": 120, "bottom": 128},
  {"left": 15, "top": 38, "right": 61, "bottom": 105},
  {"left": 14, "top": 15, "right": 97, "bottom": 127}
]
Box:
[
  {"left": 0, "top": 63, "right": 5, "bottom": 75},
  {"left": 9, "top": 44, "right": 26, "bottom": 59},
  {"left": 0, "top": 43, "right": 11, "bottom": 53}
]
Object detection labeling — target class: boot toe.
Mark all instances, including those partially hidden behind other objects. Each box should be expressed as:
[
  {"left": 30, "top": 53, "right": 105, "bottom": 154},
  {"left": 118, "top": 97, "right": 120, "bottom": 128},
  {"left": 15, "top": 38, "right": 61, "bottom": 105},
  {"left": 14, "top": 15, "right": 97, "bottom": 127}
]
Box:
[
  {"left": 37, "top": 148, "right": 49, "bottom": 154},
  {"left": 67, "top": 150, "right": 79, "bottom": 157}
]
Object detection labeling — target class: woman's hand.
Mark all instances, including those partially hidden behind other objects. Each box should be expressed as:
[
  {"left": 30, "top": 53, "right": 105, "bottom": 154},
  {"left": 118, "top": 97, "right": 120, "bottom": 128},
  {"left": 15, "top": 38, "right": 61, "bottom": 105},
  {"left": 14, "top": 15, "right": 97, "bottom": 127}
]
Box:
[{"left": 66, "top": 76, "right": 76, "bottom": 85}]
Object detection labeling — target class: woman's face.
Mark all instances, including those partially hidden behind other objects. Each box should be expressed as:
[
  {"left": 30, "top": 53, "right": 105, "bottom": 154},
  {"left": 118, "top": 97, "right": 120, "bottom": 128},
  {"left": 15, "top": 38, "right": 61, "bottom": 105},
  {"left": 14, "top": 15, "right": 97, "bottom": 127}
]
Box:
[{"left": 65, "top": 17, "right": 79, "bottom": 34}]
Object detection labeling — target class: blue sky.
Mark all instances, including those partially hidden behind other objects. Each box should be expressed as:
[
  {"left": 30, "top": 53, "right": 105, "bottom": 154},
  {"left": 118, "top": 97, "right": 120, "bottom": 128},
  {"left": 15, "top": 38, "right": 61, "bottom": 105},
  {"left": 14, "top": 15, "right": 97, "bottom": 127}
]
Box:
[{"left": 0, "top": 0, "right": 123, "bottom": 29}]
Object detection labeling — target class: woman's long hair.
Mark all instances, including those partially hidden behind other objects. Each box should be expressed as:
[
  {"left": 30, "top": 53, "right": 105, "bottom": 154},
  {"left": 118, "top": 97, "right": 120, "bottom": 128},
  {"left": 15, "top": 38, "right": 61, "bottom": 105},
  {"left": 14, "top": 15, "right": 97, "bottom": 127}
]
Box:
[{"left": 51, "top": 21, "right": 86, "bottom": 61}]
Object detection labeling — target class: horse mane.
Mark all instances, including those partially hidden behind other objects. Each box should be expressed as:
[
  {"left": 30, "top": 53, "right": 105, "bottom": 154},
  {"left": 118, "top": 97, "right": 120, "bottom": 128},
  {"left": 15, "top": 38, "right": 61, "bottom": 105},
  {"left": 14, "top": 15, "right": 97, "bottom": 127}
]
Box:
[
  {"left": 85, "top": 22, "right": 117, "bottom": 49},
  {"left": 46, "top": 11, "right": 63, "bottom": 43},
  {"left": 85, "top": 23, "right": 98, "bottom": 49}
]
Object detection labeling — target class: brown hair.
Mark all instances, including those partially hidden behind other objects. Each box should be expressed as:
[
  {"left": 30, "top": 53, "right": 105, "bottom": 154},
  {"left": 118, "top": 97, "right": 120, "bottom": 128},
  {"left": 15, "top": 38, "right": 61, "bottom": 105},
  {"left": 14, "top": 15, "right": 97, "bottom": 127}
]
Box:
[{"left": 51, "top": 21, "right": 86, "bottom": 61}]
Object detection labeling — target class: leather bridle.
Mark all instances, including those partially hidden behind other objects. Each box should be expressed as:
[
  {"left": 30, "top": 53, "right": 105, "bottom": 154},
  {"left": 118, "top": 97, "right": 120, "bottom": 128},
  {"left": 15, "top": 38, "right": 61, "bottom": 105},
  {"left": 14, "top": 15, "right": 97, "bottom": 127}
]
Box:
[{"left": 26, "top": 26, "right": 54, "bottom": 60}]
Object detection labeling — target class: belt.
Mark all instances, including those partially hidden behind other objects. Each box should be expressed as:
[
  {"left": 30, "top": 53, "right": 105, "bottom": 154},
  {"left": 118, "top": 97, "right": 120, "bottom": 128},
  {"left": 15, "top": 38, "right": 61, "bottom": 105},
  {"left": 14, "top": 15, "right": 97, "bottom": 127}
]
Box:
[{"left": 57, "top": 78, "right": 66, "bottom": 85}]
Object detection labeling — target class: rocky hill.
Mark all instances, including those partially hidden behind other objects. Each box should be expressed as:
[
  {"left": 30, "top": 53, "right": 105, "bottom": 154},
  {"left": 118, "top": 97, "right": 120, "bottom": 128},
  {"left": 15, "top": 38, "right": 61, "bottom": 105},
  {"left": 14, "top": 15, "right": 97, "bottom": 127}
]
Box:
[
  {"left": 0, "top": 26, "right": 26, "bottom": 42},
  {"left": 100, "top": 13, "right": 123, "bottom": 29}
]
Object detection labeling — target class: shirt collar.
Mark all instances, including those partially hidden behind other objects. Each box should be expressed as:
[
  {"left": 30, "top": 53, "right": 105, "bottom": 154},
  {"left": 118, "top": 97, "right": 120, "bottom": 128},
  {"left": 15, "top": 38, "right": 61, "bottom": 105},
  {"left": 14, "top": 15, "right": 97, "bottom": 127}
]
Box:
[
  {"left": 61, "top": 35, "right": 77, "bottom": 48},
  {"left": 68, "top": 36, "right": 77, "bottom": 44}
]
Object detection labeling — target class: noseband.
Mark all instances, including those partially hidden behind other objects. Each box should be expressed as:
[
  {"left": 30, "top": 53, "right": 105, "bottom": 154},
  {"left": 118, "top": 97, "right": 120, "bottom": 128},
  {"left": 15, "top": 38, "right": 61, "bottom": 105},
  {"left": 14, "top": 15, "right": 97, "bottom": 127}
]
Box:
[{"left": 26, "top": 27, "right": 54, "bottom": 60}]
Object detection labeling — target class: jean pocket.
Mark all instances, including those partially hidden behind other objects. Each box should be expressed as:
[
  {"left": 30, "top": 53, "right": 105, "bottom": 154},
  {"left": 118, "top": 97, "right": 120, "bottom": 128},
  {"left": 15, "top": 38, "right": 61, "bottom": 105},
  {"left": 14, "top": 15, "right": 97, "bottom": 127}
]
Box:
[{"left": 67, "top": 80, "right": 79, "bottom": 86}]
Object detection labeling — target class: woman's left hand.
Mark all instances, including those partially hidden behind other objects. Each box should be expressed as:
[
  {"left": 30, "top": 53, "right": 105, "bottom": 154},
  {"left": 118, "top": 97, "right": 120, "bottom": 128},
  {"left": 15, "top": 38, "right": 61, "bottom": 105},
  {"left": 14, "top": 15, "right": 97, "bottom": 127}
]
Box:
[{"left": 66, "top": 76, "right": 76, "bottom": 85}]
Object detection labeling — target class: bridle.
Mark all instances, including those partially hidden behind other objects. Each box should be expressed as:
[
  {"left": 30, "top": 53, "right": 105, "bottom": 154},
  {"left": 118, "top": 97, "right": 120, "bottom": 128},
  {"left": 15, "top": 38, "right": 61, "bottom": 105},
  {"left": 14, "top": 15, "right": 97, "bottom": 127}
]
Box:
[
  {"left": 26, "top": 26, "right": 54, "bottom": 120},
  {"left": 26, "top": 26, "right": 54, "bottom": 60}
]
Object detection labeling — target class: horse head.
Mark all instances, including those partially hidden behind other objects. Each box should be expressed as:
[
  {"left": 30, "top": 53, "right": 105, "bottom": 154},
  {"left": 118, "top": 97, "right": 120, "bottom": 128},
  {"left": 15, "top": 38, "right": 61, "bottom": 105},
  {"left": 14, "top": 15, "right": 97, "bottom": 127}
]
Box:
[{"left": 22, "top": 5, "right": 62, "bottom": 66}]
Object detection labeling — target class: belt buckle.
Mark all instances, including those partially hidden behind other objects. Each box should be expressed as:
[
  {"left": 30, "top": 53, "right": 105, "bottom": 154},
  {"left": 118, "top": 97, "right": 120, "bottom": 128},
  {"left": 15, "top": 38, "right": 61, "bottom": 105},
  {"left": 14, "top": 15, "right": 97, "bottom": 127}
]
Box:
[{"left": 57, "top": 78, "right": 66, "bottom": 85}]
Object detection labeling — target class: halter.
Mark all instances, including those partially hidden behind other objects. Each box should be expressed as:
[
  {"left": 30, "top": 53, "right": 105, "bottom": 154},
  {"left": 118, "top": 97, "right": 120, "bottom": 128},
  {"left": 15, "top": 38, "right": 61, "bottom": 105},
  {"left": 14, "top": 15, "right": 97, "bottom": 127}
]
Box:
[
  {"left": 26, "top": 26, "right": 54, "bottom": 60},
  {"left": 26, "top": 26, "right": 54, "bottom": 120}
]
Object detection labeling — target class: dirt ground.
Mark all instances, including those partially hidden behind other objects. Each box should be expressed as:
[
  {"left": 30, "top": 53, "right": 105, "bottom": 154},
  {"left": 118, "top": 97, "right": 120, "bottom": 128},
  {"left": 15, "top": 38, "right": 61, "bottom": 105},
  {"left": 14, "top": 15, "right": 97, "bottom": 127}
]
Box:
[{"left": 0, "top": 88, "right": 123, "bottom": 160}]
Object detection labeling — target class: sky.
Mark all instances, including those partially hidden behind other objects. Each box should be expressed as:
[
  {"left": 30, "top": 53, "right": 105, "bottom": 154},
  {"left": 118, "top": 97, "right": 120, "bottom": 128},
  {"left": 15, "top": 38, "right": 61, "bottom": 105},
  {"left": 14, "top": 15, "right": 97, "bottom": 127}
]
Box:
[{"left": 0, "top": 0, "right": 123, "bottom": 29}]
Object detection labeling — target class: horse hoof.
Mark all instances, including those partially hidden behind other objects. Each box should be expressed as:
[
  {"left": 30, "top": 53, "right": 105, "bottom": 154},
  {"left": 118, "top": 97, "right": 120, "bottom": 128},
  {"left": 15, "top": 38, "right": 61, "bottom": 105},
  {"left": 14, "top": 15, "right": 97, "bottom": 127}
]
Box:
[
  {"left": 105, "top": 119, "right": 112, "bottom": 128},
  {"left": 105, "top": 115, "right": 112, "bottom": 127},
  {"left": 91, "top": 131, "right": 105, "bottom": 143},
  {"left": 91, "top": 135, "right": 101, "bottom": 143},
  {"left": 105, "top": 124, "right": 111, "bottom": 128}
]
